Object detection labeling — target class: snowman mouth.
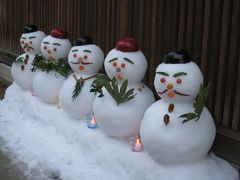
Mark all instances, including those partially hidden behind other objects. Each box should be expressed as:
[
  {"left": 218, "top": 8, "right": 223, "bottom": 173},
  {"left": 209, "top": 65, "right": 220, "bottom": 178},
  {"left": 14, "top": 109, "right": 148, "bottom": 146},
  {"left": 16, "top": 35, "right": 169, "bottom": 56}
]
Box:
[
  {"left": 158, "top": 89, "right": 189, "bottom": 96},
  {"left": 23, "top": 45, "right": 34, "bottom": 51},
  {"left": 71, "top": 61, "right": 92, "bottom": 65}
]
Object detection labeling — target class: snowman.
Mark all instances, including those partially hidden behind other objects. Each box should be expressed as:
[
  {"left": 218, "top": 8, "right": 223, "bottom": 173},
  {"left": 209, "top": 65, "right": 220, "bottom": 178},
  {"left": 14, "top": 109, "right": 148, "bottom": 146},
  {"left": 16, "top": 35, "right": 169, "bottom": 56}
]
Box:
[
  {"left": 93, "top": 38, "right": 155, "bottom": 137},
  {"left": 11, "top": 25, "right": 46, "bottom": 91},
  {"left": 59, "top": 36, "right": 104, "bottom": 119},
  {"left": 140, "top": 50, "right": 238, "bottom": 179},
  {"left": 32, "top": 28, "right": 72, "bottom": 104}
]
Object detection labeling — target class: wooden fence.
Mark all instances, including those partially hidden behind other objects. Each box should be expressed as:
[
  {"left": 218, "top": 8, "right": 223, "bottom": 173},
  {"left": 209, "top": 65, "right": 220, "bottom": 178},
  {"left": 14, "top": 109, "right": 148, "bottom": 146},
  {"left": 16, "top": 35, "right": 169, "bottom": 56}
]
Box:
[{"left": 0, "top": 0, "right": 239, "bottom": 166}]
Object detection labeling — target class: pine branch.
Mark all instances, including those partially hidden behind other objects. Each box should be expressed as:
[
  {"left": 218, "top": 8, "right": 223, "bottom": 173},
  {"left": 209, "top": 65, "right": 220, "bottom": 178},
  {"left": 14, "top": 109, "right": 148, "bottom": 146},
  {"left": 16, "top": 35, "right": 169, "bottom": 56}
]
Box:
[
  {"left": 91, "top": 75, "right": 136, "bottom": 105},
  {"left": 180, "top": 83, "right": 211, "bottom": 124},
  {"left": 31, "top": 55, "right": 72, "bottom": 78},
  {"left": 72, "top": 76, "right": 84, "bottom": 100}
]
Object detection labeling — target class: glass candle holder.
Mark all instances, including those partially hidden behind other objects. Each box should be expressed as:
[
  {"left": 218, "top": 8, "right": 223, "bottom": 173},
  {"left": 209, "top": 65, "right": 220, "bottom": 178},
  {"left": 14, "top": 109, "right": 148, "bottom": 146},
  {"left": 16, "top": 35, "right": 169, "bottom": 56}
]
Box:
[
  {"left": 130, "top": 135, "right": 143, "bottom": 152},
  {"left": 86, "top": 113, "right": 98, "bottom": 129},
  {"left": 56, "top": 96, "right": 62, "bottom": 109},
  {"left": 30, "top": 85, "right": 37, "bottom": 96}
]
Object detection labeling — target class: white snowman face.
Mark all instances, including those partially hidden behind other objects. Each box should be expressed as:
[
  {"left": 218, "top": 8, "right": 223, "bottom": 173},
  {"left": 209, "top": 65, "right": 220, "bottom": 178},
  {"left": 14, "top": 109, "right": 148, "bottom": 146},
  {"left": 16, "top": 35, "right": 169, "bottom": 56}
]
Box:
[
  {"left": 154, "top": 62, "right": 203, "bottom": 103},
  {"left": 20, "top": 31, "right": 46, "bottom": 55},
  {"left": 68, "top": 44, "right": 104, "bottom": 75},
  {"left": 104, "top": 49, "right": 147, "bottom": 83},
  {"left": 41, "top": 35, "right": 71, "bottom": 60}
]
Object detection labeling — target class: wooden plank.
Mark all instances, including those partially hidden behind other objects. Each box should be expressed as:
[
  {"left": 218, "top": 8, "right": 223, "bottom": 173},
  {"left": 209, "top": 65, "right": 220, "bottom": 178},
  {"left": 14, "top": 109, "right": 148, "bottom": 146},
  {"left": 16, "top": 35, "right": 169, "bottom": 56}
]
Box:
[
  {"left": 231, "top": 48, "right": 240, "bottom": 131},
  {"left": 214, "top": 0, "right": 232, "bottom": 125},
  {"left": 222, "top": 0, "right": 240, "bottom": 128},
  {"left": 200, "top": 0, "right": 212, "bottom": 80},
  {"left": 207, "top": 0, "right": 223, "bottom": 114},
  {"left": 185, "top": 0, "right": 195, "bottom": 55},
  {"left": 212, "top": 129, "right": 240, "bottom": 165},
  {"left": 119, "top": 0, "right": 129, "bottom": 38},
  {"left": 177, "top": 0, "right": 187, "bottom": 49}
]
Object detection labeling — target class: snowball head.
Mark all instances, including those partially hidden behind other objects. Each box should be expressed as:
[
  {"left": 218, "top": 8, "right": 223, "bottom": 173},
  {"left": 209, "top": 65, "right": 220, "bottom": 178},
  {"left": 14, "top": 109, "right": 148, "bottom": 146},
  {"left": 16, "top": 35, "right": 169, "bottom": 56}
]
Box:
[
  {"left": 20, "top": 31, "right": 46, "bottom": 55},
  {"left": 154, "top": 62, "right": 203, "bottom": 103},
  {"left": 68, "top": 44, "right": 104, "bottom": 75},
  {"left": 104, "top": 49, "right": 147, "bottom": 83},
  {"left": 41, "top": 35, "right": 71, "bottom": 60}
]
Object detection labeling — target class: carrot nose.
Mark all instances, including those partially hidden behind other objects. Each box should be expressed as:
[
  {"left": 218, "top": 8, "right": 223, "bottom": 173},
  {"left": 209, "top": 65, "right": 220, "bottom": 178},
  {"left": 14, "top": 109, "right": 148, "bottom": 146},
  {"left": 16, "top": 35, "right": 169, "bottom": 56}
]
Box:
[
  {"left": 167, "top": 83, "right": 173, "bottom": 89},
  {"left": 25, "top": 42, "right": 29, "bottom": 46},
  {"left": 78, "top": 57, "right": 83, "bottom": 62},
  {"left": 47, "top": 50, "right": 51, "bottom": 54},
  {"left": 116, "top": 67, "right": 121, "bottom": 72}
]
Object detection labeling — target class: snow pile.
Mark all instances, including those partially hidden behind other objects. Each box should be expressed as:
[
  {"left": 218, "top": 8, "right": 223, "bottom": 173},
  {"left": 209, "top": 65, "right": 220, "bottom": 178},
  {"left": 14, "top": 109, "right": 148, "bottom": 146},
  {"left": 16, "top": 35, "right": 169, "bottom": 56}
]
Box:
[{"left": 0, "top": 83, "right": 238, "bottom": 180}]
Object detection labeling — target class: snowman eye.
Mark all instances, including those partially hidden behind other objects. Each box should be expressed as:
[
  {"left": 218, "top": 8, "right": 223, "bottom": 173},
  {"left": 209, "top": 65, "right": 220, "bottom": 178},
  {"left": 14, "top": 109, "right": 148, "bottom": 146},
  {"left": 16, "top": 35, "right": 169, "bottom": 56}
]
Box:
[
  {"left": 73, "top": 53, "right": 77, "bottom": 58},
  {"left": 113, "top": 62, "right": 117, "bottom": 67},
  {"left": 176, "top": 78, "right": 182, "bottom": 84},
  {"left": 30, "top": 41, "right": 32, "bottom": 44},
  {"left": 160, "top": 78, "right": 165, "bottom": 83},
  {"left": 121, "top": 63, "right": 126, "bottom": 68},
  {"left": 53, "top": 48, "right": 57, "bottom": 51},
  {"left": 43, "top": 46, "right": 47, "bottom": 49},
  {"left": 21, "top": 41, "right": 24, "bottom": 44},
  {"left": 84, "top": 55, "right": 88, "bottom": 59}
]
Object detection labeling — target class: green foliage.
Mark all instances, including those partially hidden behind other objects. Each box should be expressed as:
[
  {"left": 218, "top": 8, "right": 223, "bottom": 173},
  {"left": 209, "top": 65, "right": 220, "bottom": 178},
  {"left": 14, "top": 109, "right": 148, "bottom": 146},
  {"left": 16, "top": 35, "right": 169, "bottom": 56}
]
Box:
[
  {"left": 31, "top": 54, "right": 72, "bottom": 78},
  {"left": 6, "top": 53, "right": 23, "bottom": 63},
  {"left": 179, "top": 83, "right": 211, "bottom": 124},
  {"left": 91, "top": 75, "right": 136, "bottom": 105},
  {"left": 72, "top": 77, "right": 84, "bottom": 100}
]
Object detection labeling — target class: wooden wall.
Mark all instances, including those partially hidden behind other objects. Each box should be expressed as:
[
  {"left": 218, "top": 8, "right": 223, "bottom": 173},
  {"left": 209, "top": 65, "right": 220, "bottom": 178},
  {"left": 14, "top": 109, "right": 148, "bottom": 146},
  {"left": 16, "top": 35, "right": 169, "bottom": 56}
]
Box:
[{"left": 0, "top": 0, "right": 240, "bottom": 165}]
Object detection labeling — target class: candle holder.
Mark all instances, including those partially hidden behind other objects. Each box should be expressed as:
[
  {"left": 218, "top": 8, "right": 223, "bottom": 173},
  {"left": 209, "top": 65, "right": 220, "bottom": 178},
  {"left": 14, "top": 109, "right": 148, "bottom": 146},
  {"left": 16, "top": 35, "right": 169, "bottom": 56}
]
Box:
[
  {"left": 86, "top": 113, "right": 98, "bottom": 129},
  {"left": 56, "top": 96, "right": 62, "bottom": 109},
  {"left": 30, "top": 85, "right": 37, "bottom": 96},
  {"left": 130, "top": 135, "right": 143, "bottom": 152}
]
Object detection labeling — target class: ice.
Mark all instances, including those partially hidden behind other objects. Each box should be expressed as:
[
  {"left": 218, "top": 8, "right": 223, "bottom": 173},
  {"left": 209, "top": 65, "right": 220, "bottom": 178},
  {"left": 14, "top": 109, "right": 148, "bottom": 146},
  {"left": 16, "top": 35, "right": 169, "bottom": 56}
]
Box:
[{"left": 0, "top": 83, "right": 238, "bottom": 180}]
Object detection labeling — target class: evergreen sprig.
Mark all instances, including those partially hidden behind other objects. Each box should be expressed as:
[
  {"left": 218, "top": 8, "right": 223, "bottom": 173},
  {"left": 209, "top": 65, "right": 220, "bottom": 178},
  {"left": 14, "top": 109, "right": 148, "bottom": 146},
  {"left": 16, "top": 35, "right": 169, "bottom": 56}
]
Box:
[
  {"left": 72, "top": 77, "right": 84, "bottom": 100},
  {"left": 6, "top": 53, "right": 23, "bottom": 63},
  {"left": 31, "top": 54, "right": 72, "bottom": 78},
  {"left": 90, "top": 75, "right": 136, "bottom": 105},
  {"left": 179, "top": 83, "right": 211, "bottom": 124}
]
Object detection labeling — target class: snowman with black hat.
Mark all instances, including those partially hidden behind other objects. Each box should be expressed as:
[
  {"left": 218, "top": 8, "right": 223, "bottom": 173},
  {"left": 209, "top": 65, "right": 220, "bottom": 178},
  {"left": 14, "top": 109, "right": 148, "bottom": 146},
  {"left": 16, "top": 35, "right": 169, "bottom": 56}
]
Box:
[
  {"left": 11, "top": 25, "right": 46, "bottom": 91},
  {"left": 93, "top": 37, "right": 155, "bottom": 137},
  {"left": 32, "top": 28, "right": 71, "bottom": 104},
  {"left": 140, "top": 50, "right": 238, "bottom": 180},
  {"left": 59, "top": 36, "right": 104, "bottom": 119}
]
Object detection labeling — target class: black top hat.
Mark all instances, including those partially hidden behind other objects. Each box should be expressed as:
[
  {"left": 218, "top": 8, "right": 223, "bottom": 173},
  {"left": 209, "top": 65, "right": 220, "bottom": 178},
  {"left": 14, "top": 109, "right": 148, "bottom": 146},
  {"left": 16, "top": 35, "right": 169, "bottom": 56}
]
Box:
[
  {"left": 163, "top": 50, "right": 191, "bottom": 64},
  {"left": 74, "top": 36, "right": 93, "bottom": 46},
  {"left": 23, "top": 25, "right": 38, "bottom": 34}
]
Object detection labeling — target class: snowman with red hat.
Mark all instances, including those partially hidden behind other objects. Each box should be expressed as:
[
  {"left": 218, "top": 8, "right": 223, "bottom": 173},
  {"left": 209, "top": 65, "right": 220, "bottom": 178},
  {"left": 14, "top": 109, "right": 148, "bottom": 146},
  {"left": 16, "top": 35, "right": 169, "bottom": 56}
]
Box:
[
  {"left": 93, "top": 38, "right": 155, "bottom": 137},
  {"left": 32, "top": 28, "right": 72, "bottom": 104},
  {"left": 11, "top": 25, "right": 46, "bottom": 91},
  {"left": 59, "top": 36, "right": 104, "bottom": 119},
  {"left": 140, "top": 50, "right": 238, "bottom": 180}
]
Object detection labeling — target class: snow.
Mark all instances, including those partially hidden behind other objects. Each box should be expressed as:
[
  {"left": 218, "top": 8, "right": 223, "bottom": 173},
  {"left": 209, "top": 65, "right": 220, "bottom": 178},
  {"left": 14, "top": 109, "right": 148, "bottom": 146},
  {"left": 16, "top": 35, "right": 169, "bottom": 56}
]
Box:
[{"left": 0, "top": 83, "right": 239, "bottom": 180}]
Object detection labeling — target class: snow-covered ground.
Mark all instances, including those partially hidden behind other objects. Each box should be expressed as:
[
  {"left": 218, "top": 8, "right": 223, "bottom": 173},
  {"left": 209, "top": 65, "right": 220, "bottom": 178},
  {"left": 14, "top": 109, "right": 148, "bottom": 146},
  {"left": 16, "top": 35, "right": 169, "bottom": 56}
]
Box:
[{"left": 0, "top": 83, "right": 238, "bottom": 180}]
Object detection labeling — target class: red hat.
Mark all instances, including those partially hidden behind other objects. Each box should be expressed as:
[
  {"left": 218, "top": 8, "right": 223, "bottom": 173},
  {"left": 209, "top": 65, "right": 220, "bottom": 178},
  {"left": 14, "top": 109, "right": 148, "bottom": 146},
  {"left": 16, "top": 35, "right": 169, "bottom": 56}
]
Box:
[
  {"left": 116, "top": 37, "right": 138, "bottom": 52},
  {"left": 51, "top": 28, "right": 68, "bottom": 39}
]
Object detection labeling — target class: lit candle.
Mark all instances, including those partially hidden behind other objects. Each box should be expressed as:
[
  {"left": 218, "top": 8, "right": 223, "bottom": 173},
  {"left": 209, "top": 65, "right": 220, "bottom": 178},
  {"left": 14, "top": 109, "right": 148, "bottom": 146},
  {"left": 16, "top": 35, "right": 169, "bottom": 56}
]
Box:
[
  {"left": 131, "top": 136, "right": 143, "bottom": 152},
  {"left": 87, "top": 115, "right": 98, "bottom": 129}
]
